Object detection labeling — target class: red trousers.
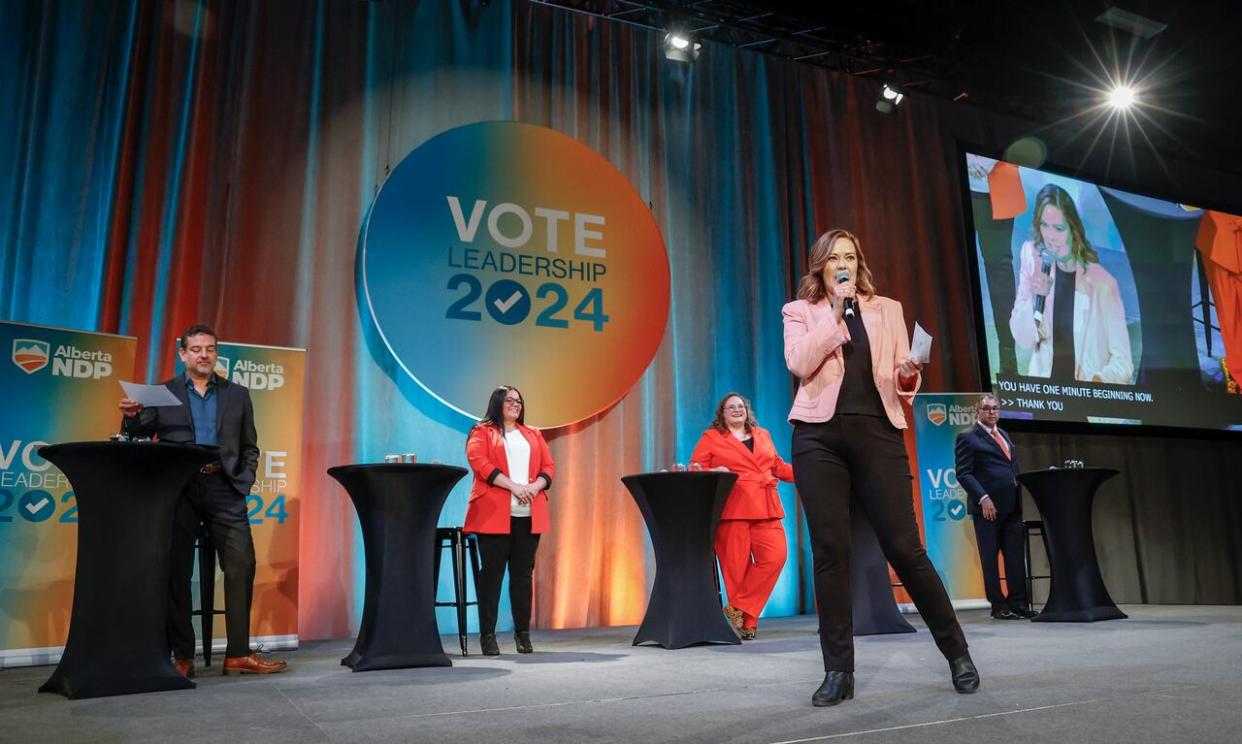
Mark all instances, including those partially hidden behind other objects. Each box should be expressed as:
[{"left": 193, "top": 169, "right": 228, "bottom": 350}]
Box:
[{"left": 715, "top": 518, "right": 787, "bottom": 627}]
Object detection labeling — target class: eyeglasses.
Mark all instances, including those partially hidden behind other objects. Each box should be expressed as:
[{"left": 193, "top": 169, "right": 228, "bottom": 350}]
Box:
[
  {"left": 504, "top": 397, "right": 523, "bottom": 405},
  {"left": 978, "top": 405, "right": 999, "bottom": 411}
]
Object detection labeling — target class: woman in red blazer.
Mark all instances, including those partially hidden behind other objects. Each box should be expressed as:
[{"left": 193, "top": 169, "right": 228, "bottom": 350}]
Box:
[
  {"left": 464, "top": 385, "right": 555, "bottom": 656},
  {"left": 690, "top": 393, "right": 794, "bottom": 640}
]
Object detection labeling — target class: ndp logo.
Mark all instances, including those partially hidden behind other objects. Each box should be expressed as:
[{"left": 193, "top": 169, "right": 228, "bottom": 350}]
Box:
[
  {"left": 12, "top": 339, "right": 112, "bottom": 379},
  {"left": 360, "top": 121, "right": 670, "bottom": 428},
  {"left": 228, "top": 359, "right": 285, "bottom": 391},
  {"left": 208, "top": 353, "right": 285, "bottom": 391},
  {"left": 926, "top": 401, "right": 977, "bottom": 427},
  {"left": 12, "top": 339, "right": 50, "bottom": 374}
]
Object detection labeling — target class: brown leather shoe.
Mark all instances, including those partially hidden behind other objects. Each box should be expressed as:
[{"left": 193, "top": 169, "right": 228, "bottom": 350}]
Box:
[
  {"left": 223, "top": 653, "right": 288, "bottom": 675},
  {"left": 174, "top": 657, "right": 195, "bottom": 679}
]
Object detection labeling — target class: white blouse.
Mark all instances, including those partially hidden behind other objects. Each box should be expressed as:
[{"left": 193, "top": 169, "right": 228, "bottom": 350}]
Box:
[{"left": 502, "top": 428, "right": 532, "bottom": 517}]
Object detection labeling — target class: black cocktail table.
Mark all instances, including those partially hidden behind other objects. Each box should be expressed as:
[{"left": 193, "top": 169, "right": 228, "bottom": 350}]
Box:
[
  {"left": 1018, "top": 467, "right": 1126, "bottom": 622},
  {"left": 622, "top": 471, "right": 742, "bottom": 649},
  {"left": 37, "top": 441, "right": 215, "bottom": 698},
  {"left": 328, "top": 463, "right": 468, "bottom": 670}
]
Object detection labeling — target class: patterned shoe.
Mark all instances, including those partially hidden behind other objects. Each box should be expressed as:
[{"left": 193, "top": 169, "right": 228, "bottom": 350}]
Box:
[
  {"left": 722, "top": 604, "right": 744, "bottom": 629},
  {"left": 740, "top": 627, "right": 757, "bottom": 641}
]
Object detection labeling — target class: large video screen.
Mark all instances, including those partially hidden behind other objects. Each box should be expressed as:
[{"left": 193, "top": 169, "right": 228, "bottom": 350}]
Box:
[{"left": 964, "top": 151, "right": 1242, "bottom": 430}]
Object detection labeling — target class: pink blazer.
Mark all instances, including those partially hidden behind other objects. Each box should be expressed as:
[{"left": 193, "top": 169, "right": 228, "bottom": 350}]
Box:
[
  {"left": 1009, "top": 241, "right": 1133, "bottom": 384},
  {"left": 782, "top": 295, "right": 921, "bottom": 428}
]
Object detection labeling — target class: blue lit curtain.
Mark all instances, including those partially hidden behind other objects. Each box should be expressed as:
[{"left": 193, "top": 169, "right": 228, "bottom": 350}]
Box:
[{"left": 1, "top": 0, "right": 985, "bottom": 639}]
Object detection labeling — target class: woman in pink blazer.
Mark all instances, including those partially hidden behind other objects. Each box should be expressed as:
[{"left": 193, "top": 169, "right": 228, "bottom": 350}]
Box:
[
  {"left": 465, "top": 385, "right": 555, "bottom": 656},
  {"left": 1009, "top": 184, "right": 1134, "bottom": 383},
  {"left": 783, "top": 229, "right": 976, "bottom": 707},
  {"left": 690, "top": 393, "right": 794, "bottom": 640}
]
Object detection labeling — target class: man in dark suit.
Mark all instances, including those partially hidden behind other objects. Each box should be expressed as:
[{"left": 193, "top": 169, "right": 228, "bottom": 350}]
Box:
[
  {"left": 954, "top": 394, "right": 1036, "bottom": 620},
  {"left": 120, "top": 324, "right": 286, "bottom": 676}
]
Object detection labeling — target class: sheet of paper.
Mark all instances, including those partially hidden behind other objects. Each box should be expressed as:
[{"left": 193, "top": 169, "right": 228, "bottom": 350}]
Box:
[
  {"left": 910, "top": 323, "right": 933, "bottom": 365},
  {"left": 119, "top": 381, "right": 183, "bottom": 407}
]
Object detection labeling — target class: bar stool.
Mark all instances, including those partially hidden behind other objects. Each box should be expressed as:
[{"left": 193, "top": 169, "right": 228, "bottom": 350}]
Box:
[
  {"left": 1023, "top": 519, "right": 1051, "bottom": 611},
  {"left": 191, "top": 524, "right": 226, "bottom": 666},
  {"left": 433, "top": 527, "right": 482, "bottom": 656}
]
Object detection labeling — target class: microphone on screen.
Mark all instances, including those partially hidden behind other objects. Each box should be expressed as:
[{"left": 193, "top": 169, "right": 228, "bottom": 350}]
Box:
[
  {"left": 1033, "top": 250, "right": 1055, "bottom": 323},
  {"left": 835, "top": 269, "right": 856, "bottom": 319}
]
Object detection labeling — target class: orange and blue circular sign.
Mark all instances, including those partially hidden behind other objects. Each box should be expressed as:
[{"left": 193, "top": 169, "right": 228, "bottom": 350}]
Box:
[{"left": 359, "top": 122, "right": 670, "bottom": 428}]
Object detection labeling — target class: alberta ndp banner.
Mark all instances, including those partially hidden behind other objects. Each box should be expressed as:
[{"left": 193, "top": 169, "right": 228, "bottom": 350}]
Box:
[
  {"left": 0, "top": 321, "right": 137, "bottom": 668},
  {"left": 912, "top": 393, "right": 989, "bottom": 605},
  {"left": 175, "top": 341, "right": 305, "bottom": 653},
  {"left": 359, "top": 121, "right": 671, "bottom": 428}
]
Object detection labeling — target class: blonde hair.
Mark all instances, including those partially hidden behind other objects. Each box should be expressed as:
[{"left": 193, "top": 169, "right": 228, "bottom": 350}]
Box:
[{"left": 795, "top": 229, "right": 876, "bottom": 302}]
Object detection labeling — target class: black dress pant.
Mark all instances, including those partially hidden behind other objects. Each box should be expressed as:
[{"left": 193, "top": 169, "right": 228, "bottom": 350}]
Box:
[
  {"left": 972, "top": 189, "right": 1018, "bottom": 374},
  {"left": 792, "top": 415, "right": 969, "bottom": 672},
  {"left": 475, "top": 516, "right": 541, "bottom": 635},
  {"left": 973, "top": 508, "right": 1028, "bottom": 611},
  {"left": 167, "top": 471, "right": 257, "bottom": 659}
]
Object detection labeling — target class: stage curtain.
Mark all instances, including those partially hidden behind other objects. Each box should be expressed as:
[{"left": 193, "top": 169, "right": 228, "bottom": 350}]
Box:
[
  {"left": 3, "top": 0, "right": 1237, "bottom": 641},
  {"left": 1012, "top": 432, "right": 1242, "bottom": 604}
]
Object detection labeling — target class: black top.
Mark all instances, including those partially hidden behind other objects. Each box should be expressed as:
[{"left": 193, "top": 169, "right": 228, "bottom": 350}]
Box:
[
  {"left": 1050, "top": 266, "right": 1075, "bottom": 379},
  {"left": 742, "top": 437, "right": 754, "bottom": 452},
  {"left": 836, "top": 310, "right": 888, "bottom": 417}
]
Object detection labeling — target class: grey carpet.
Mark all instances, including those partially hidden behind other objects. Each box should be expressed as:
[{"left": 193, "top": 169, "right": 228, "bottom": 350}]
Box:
[{"left": 1, "top": 605, "right": 1239, "bottom": 743}]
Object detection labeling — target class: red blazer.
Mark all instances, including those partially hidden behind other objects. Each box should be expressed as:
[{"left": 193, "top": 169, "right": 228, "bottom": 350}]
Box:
[
  {"left": 689, "top": 426, "right": 794, "bottom": 520},
  {"left": 464, "top": 423, "right": 555, "bottom": 534}
]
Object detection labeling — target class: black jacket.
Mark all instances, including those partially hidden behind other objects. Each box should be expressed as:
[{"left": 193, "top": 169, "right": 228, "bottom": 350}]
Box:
[
  {"left": 954, "top": 423, "right": 1021, "bottom": 515},
  {"left": 122, "top": 374, "right": 259, "bottom": 497}
]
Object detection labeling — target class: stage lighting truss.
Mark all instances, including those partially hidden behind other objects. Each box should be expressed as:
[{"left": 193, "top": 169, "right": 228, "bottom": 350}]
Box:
[
  {"left": 875, "top": 83, "right": 904, "bottom": 113},
  {"left": 663, "top": 27, "right": 702, "bottom": 62}
]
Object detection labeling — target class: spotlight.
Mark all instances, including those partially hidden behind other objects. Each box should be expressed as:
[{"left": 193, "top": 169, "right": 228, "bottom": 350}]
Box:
[
  {"left": 1107, "top": 85, "right": 1136, "bottom": 110},
  {"left": 663, "top": 28, "right": 701, "bottom": 63},
  {"left": 875, "top": 84, "right": 904, "bottom": 114}
]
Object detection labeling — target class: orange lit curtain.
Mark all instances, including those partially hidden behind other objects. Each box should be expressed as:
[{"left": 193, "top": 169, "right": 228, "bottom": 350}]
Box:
[{"left": 1, "top": 0, "right": 979, "bottom": 638}]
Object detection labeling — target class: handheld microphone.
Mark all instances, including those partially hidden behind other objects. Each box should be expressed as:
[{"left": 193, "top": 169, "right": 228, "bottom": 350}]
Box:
[
  {"left": 835, "top": 269, "right": 856, "bottom": 319},
  {"left": 1032, "top": 250, "right": 1055, "bottom": 323}
]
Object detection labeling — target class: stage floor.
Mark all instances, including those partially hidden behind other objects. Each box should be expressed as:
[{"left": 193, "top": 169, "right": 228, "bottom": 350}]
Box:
[{"left": 2, "top": 605, "right": 1239, "bottom": 743}]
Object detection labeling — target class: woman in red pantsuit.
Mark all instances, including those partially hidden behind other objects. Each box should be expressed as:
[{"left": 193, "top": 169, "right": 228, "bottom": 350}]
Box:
[{"left": 690, "top": 393, "right": 794, "bottom": 640}]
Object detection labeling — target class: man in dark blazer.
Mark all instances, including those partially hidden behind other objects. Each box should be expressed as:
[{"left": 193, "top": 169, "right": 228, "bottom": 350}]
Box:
[
  {"left": 954, "top": 394, "right": 1036, "bottom": 620},
  {"left": 120, "top": 324, "right": 286, "bottom": 676}
]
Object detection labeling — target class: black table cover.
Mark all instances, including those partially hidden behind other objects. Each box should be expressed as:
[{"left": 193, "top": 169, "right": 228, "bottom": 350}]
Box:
[
  {"left": 37, "top": 441, "right": 215, "bottom": 699},
  {"left": 850, "top": 503, "right": 916, "bottom": 635},
  {"left": 328, "top": 463, "right": 467, "bottom": 670},
  {"left": 623, "top": 471, "right": 742, "bottom": 649},
  {"left": 1018, "top": 467, "right": 1127, "bottom": 622}
]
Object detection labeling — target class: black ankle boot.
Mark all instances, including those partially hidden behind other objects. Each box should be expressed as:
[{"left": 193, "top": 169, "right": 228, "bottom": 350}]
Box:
[
  {"left": 480, "top": 633, "right": 500, "bottom": 656},
  {"left": 949, "top": 653, "right": 980, "bottom": 693},
  {"left": 811, "top": 671, "right": 855, "bottom": 707},
  {"left": 515, "top": 631, "right": 533, "bottom": 654}
]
